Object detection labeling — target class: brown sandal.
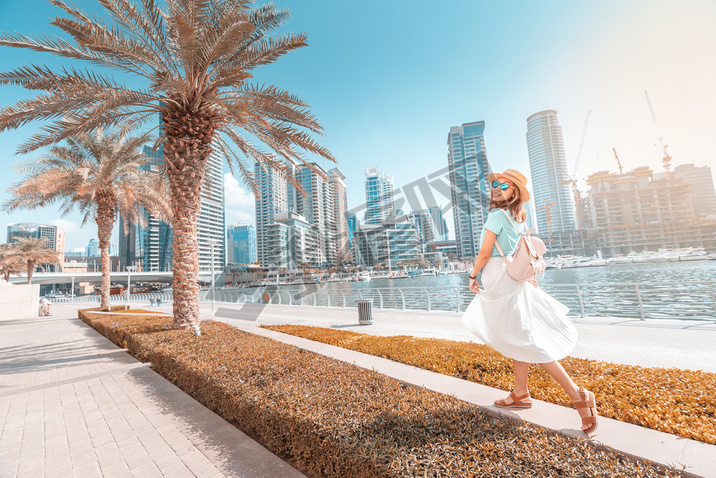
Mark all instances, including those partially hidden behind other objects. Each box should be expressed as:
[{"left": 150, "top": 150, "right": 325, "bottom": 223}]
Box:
[
  {"left": 572, "top": 387, "right": 598, "bottom": 434},
  {"left": 494, "top": 391, "right": 532, "bottom": 409}
]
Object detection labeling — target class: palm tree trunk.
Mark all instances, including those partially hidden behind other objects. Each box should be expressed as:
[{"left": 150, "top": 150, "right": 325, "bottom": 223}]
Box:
[
  {"left": 168, "top": 170, "right": 204, "bottom": 329},
  {"left": 163, "top": 100, "right": 215, "bottom": 330},
  {"left": 26, "top": 261, "right": 34, "bottom": 284},
  {"left": 96, "top": 199, "right": 116, "bottom": 309}
]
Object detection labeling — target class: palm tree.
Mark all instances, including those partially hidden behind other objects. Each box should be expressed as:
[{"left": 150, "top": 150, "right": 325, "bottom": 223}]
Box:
[
  {"left": 0, "top": 243, "right": 23, "bottom": 283},
  {"left": 3, "top": 128, "right": 170, "bottom": 307},
  {"left": 11, "top": 237, "right": 61, "bottom": 285},
  {"left": 0, "top": 0, "right": 334, "bottom": 330}
]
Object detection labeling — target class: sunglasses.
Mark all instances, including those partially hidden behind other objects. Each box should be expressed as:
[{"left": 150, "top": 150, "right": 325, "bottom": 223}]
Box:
[{"left": 492, "top": 181, "right": 512, "bottom": 191}]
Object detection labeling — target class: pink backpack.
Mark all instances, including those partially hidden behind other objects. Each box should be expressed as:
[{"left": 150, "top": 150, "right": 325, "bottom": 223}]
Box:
[{"left": 493, "top": 210, "right": 547, "bottom": 282}]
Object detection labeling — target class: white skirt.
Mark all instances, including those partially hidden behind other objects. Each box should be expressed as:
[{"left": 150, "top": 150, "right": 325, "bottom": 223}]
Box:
[{"left": 461, "top": 257, "right": 577, "bottom": 363}]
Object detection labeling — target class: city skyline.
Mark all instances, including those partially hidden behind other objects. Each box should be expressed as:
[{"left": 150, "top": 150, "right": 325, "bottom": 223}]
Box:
[{"left": 1, "top": 0, "right": 715, "bottom": 249}]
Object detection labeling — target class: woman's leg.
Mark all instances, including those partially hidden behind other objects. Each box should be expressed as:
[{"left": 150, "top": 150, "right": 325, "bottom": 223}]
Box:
[
  {"left": 540, "top": 361, "right": 597, "bottom": 433},
  {"left": 513, "top": 360, "right": 530, "bottom": 396},
  {"left": 539, "top": 361, "right": 579, "bottom": 400},
  {"left": 495, "top": 360, "right": 532, "bottom": 407}
]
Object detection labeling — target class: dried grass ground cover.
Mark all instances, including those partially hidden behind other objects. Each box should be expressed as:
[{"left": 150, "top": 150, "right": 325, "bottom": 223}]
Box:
[
  {"left": 262, "top": 325, "right": 716, "bottom": 446},
  {"left": 78, "top": 309, "right": 682, "bottom": 477}
]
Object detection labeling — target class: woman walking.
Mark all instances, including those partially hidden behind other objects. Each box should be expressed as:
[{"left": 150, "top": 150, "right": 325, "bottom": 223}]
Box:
[{"left": 461, "top": 169, "right": 598, "bottom": 434}]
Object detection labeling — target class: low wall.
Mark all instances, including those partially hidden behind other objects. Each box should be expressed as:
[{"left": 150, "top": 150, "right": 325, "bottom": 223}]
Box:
[{"left": 0, "top": 284, "right": 40, "bottom": 320}]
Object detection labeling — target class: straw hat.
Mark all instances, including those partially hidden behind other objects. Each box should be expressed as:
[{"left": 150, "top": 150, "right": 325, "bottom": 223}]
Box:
[{"left": 487, "top": 169, "right": 531, "bottom": 202}]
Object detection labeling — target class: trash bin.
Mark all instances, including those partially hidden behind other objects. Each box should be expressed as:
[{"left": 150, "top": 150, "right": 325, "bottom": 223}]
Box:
[{"left": 357, "top": 299, "right": 374, "bottom": 325}]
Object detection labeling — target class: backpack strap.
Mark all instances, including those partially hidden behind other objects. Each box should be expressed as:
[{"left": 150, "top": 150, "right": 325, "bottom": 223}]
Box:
[
  {"left": 501, "top": 209, "right": 539, "bottom": 257},
  {"left": 501, "top": 209, "right": 527, "bottom": 235},
  {"left": 492, "top": 238, "right": 512, "bottom": 268}
]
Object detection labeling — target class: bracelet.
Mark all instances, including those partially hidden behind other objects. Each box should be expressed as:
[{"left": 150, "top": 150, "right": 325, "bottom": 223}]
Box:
[{"left": 469, "top": 273, "right": 477, "bottom": 280}]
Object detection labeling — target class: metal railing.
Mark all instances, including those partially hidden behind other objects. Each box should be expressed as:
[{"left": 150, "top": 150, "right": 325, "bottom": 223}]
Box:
[{"left": 51, "top": 282, "right": 716, "bottom": 321}]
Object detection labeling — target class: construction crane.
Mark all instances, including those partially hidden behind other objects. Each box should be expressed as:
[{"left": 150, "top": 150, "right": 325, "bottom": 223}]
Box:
[
  {"left": 612, "top": 148, "right": 624, "bottom": 174},
  {"left": 570, "top": 110, "right": 592, "bottom": 177},
  {"left": 536, "top": 201, "right": 555, "bottom": 236},
  {"left": 560, "top": 110, "right": 591, "bottom": 230},
  {"left": 645, "top": 90, "right": 672, "bottom": 172}
]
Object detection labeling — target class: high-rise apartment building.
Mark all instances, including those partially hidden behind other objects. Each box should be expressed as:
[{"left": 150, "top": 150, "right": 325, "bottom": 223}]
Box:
[
  {"left": 328, "top": 167, "right": 350, "bottom": 259},
  {"left": 6, "top": 223, "right": 65, "bottom": 272},
  {"left": 227, "top": 223, "right": 257, "bottom": 265},
  {"left": 119, "top": 144, "right": 225, "bottom": 272},
  {"left": 353, "top": 217, "right": 419, "bottom": 269},
  {"left": 255, "top": 160, "right": 289, "bottom": 267},
  {"left": 364, "top": 167, "right": 395, "bottom": 224},
  {"left": 409, "top": 210, "right": 435, "bottom": 251},
  {"left": 526, "top": 110, "right": 576, "bottom": 235},
  {"left": 654, "top": 163, "right": 716, "bottom": 218},
  {"left": 196, "top": 148, "right": 226, "bottom": 272},
  {"left": 447, "top": 121, "right": 491, "bottom": 258},
  {"left": 293, "top": 163, "right": 334, "bottom": 267}
]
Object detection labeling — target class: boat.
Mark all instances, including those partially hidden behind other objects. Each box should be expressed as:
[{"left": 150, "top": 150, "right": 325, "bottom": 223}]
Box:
[{"left": 357, "top": 272, "right": 371, "bottom": 282}]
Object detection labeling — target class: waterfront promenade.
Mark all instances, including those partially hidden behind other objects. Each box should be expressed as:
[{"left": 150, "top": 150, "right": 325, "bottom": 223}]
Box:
[{"left": 1, "top": 301, "right": 714, "bottom": 477}]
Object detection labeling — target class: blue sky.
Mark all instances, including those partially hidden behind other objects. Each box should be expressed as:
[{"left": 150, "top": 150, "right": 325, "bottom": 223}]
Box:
[{"left": 1, "top": 0, "right": 715, "bottom": 250}]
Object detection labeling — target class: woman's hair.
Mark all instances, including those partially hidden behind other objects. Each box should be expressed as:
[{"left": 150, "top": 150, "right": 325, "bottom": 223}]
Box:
[{"left": 489, "top": 184, "right": 527, "bottom": 223}]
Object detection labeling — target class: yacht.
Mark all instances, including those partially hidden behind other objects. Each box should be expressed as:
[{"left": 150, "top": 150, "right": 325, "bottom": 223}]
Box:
[{"left": 357, "top": 272, "right": 371, "bottom": 282}]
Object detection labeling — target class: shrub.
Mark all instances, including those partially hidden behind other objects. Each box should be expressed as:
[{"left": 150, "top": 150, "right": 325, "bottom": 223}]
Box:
[
  {"left": 263, "top": 325, "right": 716, "bottom": 446},
  {"left": 78, "top": 309, "right": 681, "bottom": 477}
]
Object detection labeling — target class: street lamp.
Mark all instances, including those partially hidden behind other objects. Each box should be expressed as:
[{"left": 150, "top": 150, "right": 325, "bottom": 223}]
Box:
[
  {"left": 71, "top": 276, "right": 75, "bottom": 302},
  {"left": 207, "top": 240, "right": 218, "bottom": 312},
  {"left": 125, "top": 266, "right": 137, "bottom": 310}
]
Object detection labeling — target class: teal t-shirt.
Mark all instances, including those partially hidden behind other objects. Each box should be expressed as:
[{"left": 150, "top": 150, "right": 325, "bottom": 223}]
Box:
[{"left": 479, "top": 208, "right": 524, "bottom": 257}]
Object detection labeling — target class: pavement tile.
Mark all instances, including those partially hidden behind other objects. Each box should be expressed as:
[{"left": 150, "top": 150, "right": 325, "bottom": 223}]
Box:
[
  {"left": 127, "top": 462, "right": 163, "bottom": 478},
  {"left": 98, "top": 458, "right": 130, "bottom": 476},
  {"left": 71, "top": 461, "right": 102, "bottom": 478},
  {"left": 16, "top": 459, "right": 44, "bottom": 478},
  {"left": 126, "top": 453, "right": 155, "bottom": 471},
  {"left": 157, "top": 461, "right": 195, "bottom": 478}
]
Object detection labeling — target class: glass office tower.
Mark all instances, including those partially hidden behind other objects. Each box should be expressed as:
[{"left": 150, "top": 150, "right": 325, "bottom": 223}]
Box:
[{"left": 447, "top": 121, "right": 491, "bottom": 258}]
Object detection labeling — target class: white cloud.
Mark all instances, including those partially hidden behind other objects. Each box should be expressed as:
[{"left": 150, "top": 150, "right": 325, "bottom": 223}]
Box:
[
  {"left": 50, "top": 219, "right": 82, "bottom": 233},
  {"left": 224, "top": 173, "right": 255, "bottom": 226}
]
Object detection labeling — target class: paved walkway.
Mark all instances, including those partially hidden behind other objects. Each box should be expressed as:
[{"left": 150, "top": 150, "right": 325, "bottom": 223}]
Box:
[
  {"left": 0, "top": 304, "right": 304, "bottom": 478},
  {"left": 210, "top": 303, "right": 716, "bottom": 478}
]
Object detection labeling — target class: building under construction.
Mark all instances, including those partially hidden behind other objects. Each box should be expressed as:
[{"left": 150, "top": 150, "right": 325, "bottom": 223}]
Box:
[
  {"left": 583, "top": 166, "right": 716, "bottom": 256},
  {"left": 539, "top": 165, "right": 716, "bottom": 257}
]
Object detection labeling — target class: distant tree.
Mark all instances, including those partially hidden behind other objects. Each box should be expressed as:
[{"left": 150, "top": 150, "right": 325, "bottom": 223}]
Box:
[
  {"left": 0, "top": 243, "right": 23, "bottom": 282},
  {"left": 3, "top": 128, "right": 170, "bottom": 307},
  {"left": 10, "top": 237, "right": 60, "bottom": 284}
]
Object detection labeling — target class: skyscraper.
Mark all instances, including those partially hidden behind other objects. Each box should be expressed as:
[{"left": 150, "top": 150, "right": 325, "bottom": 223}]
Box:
[
  {"left": 86, "top": 238, "right": 118, "bottom": 257},
  {"left": 328, "top": 168, "right": 350, "bottom": 260},
  {"left": 196, "top": 148, "right": 226, "bottom": 272},
  {"left": 255, "top": 160, "right": 289, "bottom": 267},
  {"left": 294, "top": 163, "right": 334, "bottom": 267},
  {"left": 6, "top": 223, "right": 65, "bottom": 272},
  {"left": 409, "top": 209, "right": 435, "bottom": 251},
  {"left": 364, "top": 167, "right": 395, "bottom": 224},
  {"left": 227, "top": 223, "right": 257, "bottom": 265},
  {"left": 526, "top": 110, "right": 576, "bottom": 235},
  {"left": 429, "top": 205, "right": 449, "bottom": 241},
  {"left": 119, "top": 144, "right": 225, "bottom": 272},
  {"left": 447, "top": 121, "right": 491, "bottom": 258}
]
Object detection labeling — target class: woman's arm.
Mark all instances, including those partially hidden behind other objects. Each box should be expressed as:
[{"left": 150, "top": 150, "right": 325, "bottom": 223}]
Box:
[{"left": 469, "top": 230, "right": 497, "bottom": 293}]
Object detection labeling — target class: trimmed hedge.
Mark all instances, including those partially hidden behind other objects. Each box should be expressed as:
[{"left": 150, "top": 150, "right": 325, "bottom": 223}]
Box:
[
  {"left": 79, "top": 309, "right": 681, "bottom": 477},
  {"left": 262, "top": 325, "right": 716, "bottom": 446}
]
